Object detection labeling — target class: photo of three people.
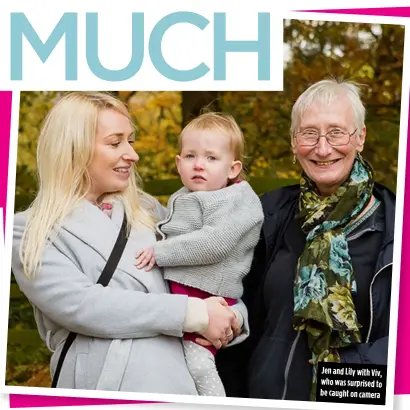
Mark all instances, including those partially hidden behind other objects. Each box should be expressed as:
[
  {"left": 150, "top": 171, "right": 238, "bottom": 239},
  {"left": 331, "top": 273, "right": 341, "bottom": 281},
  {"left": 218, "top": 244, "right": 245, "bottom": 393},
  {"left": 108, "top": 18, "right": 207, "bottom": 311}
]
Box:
[{"left": 4, "top": 16, "right": 405, "bottom": 409}]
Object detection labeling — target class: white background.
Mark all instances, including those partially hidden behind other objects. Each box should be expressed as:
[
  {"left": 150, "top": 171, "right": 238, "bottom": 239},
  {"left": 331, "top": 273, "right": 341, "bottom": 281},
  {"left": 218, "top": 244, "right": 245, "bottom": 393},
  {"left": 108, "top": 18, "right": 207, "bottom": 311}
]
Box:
[{"left": 0, "top": 1, "right": 283, "bottom": 91}]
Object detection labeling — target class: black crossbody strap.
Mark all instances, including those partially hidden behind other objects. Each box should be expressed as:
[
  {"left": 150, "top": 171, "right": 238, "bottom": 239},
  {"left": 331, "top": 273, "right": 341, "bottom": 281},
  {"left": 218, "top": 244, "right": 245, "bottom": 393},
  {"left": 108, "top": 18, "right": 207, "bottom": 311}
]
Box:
[
  {"left": 51, "top": 213, "right": 129, "bottom": 388},
  {"left": 96, "top": 213, "right": 129, "bottom": 287}
]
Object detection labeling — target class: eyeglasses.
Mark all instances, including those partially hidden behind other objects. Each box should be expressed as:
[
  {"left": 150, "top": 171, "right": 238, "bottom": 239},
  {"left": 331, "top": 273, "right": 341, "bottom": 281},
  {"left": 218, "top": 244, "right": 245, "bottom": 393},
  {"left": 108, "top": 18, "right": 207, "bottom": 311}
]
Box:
[{"left": 293, "top": 128, "right": 358, "bottom": 147}]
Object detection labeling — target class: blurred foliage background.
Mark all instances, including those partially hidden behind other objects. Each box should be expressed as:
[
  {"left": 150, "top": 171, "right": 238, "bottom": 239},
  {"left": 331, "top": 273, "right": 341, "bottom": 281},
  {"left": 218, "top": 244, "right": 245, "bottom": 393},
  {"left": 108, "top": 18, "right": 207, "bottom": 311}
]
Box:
[{"left": 7, "top": 19, "right": 404, "bottom": 387}]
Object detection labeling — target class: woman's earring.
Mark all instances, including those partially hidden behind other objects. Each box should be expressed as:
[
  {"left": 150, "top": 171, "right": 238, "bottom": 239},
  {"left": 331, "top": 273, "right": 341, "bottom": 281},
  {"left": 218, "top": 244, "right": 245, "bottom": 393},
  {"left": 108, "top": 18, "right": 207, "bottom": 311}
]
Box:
[{"left": 292, "top": 154, "right": 297, "bottom": 165}]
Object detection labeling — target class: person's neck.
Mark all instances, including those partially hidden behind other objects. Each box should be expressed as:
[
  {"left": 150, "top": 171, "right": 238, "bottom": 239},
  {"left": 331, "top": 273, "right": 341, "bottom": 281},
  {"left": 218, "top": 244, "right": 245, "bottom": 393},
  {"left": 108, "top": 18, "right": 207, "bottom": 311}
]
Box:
[
  {"left": 317, "top": 183, "right": 340, "bottom": 197},
  {"left": 85, "top": 192, "right": 105, "bottom": 205}
]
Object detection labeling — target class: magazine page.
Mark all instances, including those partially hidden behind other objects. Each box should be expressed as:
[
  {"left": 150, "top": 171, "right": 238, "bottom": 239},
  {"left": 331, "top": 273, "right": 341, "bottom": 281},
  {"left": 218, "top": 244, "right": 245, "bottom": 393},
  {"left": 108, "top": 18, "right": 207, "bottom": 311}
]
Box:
[{"left": 0, "top": 2, "right": 409, "bottom": 410}]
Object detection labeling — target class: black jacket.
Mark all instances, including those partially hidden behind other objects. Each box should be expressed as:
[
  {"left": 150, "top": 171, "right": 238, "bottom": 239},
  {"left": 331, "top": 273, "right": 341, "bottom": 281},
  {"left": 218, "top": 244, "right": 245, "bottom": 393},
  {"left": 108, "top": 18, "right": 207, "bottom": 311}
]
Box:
[{"left": 216, "top": 183, "right": 395, "bottom": 400}]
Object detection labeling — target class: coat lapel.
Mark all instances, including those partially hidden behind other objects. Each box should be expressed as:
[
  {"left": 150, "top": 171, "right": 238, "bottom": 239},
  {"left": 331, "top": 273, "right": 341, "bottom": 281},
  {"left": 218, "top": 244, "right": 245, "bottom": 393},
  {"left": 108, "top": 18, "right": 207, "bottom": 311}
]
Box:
[
  {"left": 60, "top": 199, "right": 162, "bottom": 291},
  {"left": 61, "top": 200, "right": 120, "bottom": 261}
]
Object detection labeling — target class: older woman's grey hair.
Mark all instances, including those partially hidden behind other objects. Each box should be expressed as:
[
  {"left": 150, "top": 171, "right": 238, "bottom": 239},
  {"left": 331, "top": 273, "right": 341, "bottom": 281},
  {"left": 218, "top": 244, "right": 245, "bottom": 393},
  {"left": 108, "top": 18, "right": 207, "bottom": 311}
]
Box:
[{"left": 290, "top": 79, "right": 366, "bottom": 138}]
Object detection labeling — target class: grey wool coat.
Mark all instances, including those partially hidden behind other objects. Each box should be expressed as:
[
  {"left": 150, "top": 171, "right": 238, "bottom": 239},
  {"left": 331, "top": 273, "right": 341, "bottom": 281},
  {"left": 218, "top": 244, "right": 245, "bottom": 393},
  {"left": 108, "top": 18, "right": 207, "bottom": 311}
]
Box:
[
  {"left": 155, "top": 182, "right": 264, "bottom": 298},
  {"left": 11, "top": 198, "right": 248, "bottom": 393}
]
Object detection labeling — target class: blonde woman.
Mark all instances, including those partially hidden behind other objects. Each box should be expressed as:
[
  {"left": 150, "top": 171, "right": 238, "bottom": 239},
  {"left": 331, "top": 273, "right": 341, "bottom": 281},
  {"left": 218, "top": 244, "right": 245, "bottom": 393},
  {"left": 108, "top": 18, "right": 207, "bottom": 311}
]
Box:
[{"left": 11, "top": 92, "right": 246, "bottom": 393}]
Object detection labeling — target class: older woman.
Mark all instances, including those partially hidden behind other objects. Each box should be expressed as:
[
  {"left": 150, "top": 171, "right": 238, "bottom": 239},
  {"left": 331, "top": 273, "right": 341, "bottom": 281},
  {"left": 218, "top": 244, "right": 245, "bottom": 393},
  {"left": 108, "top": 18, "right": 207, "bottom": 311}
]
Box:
[
  {"left": 217, "top": 79, "right": 395, "bottom": 401},
  {"left": 11, "top": 92, "right": 247, "bottom": 393}
]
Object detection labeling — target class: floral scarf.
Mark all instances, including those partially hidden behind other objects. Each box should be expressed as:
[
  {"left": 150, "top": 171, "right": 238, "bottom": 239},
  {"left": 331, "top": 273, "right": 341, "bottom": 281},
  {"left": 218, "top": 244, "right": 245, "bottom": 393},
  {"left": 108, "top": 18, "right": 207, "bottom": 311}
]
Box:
[{"left": 292, "top": 153, "right": 374, "bottom": 400}]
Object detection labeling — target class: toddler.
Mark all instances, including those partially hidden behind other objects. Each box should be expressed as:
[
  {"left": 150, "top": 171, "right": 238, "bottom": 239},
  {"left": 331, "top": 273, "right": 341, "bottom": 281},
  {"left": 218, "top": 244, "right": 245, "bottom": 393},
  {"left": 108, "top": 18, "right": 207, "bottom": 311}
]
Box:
[{"left": 136, "top": 112, "right": 264, "bottom": 396}]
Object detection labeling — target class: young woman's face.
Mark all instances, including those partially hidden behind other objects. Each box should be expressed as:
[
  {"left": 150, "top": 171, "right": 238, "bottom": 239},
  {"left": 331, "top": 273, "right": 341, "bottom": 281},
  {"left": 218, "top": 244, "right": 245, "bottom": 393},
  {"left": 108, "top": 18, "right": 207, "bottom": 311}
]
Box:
[{"left": 86, "top": 109, "right": 139, "bottom": 202}]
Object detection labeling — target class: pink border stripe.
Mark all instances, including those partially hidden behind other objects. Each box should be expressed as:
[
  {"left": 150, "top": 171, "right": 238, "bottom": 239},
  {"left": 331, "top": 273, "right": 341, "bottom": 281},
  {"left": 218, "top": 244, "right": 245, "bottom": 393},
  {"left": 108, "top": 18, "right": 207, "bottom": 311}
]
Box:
[
  {"left": 8, "top": 396, "right": 151, "bottom": 408},
  {"left": 0, "top": 91, "right": 11, "bottom": 232},
  {"left": 5, "top": 5, "right": 410, "bottom": 407},
  {"left": 302, "top": 6, "right": 410, "bottom": 16},
  {"left": 395, "top": 97, "right": 410, "bottom": 395}
]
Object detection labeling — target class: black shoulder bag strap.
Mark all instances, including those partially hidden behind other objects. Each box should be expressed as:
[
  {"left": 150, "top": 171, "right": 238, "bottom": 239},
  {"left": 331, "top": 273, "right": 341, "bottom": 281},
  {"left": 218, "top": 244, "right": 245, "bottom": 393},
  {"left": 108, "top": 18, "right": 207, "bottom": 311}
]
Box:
[{"left": 51, "top": 212, "right": 129, "bottom": 388}]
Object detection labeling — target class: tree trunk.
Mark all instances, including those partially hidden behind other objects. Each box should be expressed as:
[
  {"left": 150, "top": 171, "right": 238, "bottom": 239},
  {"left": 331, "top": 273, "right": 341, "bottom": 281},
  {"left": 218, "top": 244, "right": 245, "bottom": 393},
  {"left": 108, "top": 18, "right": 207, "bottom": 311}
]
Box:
[{"left": 182, "top": 91, "right": 220, "bottom": 126}]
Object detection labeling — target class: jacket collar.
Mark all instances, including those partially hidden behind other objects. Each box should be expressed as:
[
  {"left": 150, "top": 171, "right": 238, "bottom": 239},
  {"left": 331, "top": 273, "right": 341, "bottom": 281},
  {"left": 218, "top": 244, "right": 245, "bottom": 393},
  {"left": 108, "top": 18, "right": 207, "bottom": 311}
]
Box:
[
  {"left": 373, "top": 183, "right": 396, "bottom": 245},
  {"left": 61, "top": 199, "right": 123, "bottom": 258},
  {"left": 60, "top": 200, "right": 153, "bottom": 282},
  {"left": 262, "top": 183, "right": 396, "bottom": 269},
  {"left": 373, "top": 183, "right": 396, "bottom": 270}
]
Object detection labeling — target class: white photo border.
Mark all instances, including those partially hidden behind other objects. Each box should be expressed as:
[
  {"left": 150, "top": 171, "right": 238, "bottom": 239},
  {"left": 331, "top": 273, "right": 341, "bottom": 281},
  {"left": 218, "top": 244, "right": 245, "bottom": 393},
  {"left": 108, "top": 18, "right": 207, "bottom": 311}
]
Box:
[{"left": 2, "top": 9, "right": 409, "bottom": 410}]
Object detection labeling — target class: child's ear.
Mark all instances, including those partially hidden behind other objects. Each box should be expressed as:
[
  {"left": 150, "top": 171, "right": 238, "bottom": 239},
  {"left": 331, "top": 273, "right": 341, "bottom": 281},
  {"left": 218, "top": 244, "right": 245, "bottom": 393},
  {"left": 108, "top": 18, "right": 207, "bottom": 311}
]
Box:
[
  {"left": 175, "top": 155, "right": 181, "bottom": 173},
  {"left": 229, "top": 161, "right": 242, "bottom": 180}
]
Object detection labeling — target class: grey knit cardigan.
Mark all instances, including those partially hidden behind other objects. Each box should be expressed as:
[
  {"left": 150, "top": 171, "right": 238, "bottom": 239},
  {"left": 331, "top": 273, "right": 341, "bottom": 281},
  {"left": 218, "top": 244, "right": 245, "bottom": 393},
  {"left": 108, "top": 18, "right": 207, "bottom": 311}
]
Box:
[{"left": 154, "top": 181, "right": 264, "bottom": 298}]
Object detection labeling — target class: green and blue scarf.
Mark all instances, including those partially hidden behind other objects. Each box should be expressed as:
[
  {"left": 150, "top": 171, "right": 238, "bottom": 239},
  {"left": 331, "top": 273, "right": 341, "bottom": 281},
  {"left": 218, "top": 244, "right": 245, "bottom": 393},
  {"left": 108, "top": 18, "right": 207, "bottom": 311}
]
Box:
[{"left": 293, "top": 153, "right": 374, "bottom": 400}]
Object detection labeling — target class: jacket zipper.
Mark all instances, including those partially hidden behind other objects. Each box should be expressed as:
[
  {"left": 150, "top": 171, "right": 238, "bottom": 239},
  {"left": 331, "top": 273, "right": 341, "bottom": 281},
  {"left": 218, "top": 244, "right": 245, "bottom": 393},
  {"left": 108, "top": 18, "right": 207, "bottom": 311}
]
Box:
[
  {"left": 366, "top": 262, "right": 392, "bottom": 343},
  {"left": 346, "top": 227, "right": 375, "bottom": 242},
  {"left": 281, "top": 331, "right": 301, "bottom": 400},
  {"left": 346, "top": 223, "right": 392, "bottom": 343}
]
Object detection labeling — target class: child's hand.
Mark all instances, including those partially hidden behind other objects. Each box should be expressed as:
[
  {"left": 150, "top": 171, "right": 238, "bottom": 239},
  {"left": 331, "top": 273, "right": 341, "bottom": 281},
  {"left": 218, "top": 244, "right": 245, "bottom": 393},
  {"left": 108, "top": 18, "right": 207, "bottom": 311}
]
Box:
[{"left": 135, "top": 247, "right": 156, "bottom": 271}]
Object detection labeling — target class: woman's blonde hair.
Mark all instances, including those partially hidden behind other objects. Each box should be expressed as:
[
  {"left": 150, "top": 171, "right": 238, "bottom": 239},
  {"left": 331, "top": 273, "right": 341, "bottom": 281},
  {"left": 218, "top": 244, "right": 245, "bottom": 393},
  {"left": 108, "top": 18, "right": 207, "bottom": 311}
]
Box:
[
  {"left": 179, "top": 112, "right": 246, "bottom": 182},
  {"left": 20, "top": 91, "right": 156, "bottom": 279}
]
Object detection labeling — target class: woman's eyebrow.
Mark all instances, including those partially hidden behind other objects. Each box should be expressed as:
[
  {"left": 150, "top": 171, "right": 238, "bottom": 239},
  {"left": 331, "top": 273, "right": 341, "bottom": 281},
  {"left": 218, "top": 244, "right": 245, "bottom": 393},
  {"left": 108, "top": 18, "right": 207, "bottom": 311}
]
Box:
[{"left": 105, "top": 132, "right": 135, "bottom": 139}]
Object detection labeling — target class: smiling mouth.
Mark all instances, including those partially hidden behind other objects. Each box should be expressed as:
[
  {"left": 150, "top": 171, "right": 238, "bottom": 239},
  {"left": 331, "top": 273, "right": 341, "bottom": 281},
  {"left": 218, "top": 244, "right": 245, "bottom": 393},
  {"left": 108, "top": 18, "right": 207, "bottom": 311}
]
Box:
[
  {"left": 113, "top": 167, "right": 130, "bottom": 174},
  {"left": 311, "top": 159, "right": 341, "bottom": 166}
]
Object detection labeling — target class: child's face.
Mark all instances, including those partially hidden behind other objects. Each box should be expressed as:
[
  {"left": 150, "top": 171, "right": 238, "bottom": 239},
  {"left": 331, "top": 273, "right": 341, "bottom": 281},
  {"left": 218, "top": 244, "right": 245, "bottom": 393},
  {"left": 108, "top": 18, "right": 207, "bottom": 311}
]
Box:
[{"left": 176, "top": 129, "right": 242, "bottom": 192}]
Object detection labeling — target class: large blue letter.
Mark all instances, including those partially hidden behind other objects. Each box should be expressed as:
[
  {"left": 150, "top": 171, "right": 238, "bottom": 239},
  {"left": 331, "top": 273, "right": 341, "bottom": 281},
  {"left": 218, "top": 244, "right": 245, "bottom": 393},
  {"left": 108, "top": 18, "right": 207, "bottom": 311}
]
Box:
[
  {"left": 149, "top": 12, "right": 210, "bottom": 81},
  {"left": 10, "top": 13, "right": 77, "bottom": 81},
  {"left": 214, "top": 13, "right": 270, "bottom": 80},
  {"left": 86, "top": 13, "right": 144, "bottom": 81}
]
